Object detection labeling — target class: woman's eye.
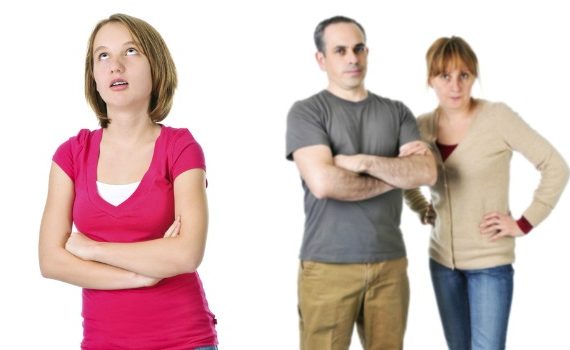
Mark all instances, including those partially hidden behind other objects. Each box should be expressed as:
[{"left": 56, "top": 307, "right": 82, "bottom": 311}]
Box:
[
  {"left": 126, "top": 48, "right": 138, "bottom": 56},
  {"left": 98, "top": 52, "right": 109, "bottom": 60}
]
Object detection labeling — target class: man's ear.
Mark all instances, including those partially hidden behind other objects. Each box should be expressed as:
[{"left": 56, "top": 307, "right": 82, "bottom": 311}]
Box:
[{"left": 315, "top": 51, "right": 326, "bottom": 71}]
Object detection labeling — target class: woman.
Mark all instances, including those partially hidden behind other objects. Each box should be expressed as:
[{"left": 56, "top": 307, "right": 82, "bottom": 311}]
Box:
[
  {"left": 404, "top": 36, "right": 568, "bottom": 350},
  {"left": 39, "top": 14, "right": 218, "bottom": 350}
]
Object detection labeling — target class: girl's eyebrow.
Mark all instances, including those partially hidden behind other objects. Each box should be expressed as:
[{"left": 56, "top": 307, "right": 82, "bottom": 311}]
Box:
[{"left": 93, "top": 41, "right": 139, "bottom": 54}]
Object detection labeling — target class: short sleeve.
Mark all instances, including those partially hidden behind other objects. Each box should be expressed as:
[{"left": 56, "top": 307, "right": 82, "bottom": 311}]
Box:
[
  {"left": 286, "top": 100, "right": 330, "bottom": 161},
  {"left": 52, "top": 129, "right": 90, "bottom": 181},
  {"left": 397, "top": 102, "right": 421, "bottom": 147},
  {"left": 171, "top": 129, "right": 206, "bottom": 180}
]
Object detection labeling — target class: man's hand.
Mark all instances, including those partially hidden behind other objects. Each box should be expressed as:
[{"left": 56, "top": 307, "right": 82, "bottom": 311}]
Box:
[
  {"left": 334, "top": 154, "right": 366, "bottom": 173},
  {"left": 399, "top": 141, "right": 429, "bottom": 157}
]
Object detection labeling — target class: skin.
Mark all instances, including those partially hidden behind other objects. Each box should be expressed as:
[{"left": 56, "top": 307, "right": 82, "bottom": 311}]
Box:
[
  {"left": 427, "top": 64, "right": 523, "bottom": 239},
  {"left": 333, "top": 141, "right": 436, "bottom": 189},
  {"left": 293, "top": 22, "right": 436, "bottom": 201},
  {"left": 39, "top": 22, "right": 209, "bottom": 289},
  {"left": 93, "top": 22, "right": 153, "bottom": 119},
  {"left": 315, "top": 22, "right": 369, "bottom": 102}
]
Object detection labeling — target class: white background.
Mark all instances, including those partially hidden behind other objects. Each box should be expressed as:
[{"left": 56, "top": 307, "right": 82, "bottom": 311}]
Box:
[{"left": 1, "top": 0, "right": 568, "bottom": 348}]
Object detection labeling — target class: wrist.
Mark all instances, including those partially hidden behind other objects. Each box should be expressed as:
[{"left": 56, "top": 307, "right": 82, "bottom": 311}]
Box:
[
  {"left": 88, "top": 241, "right": 105, "bottom": 262},
  {"left": 359, "top": 155, "right": 371, "bottom": 173},
  {"left": 132, "top": 273, "right": 147, "bottom": 287},
  {"left": 134, "top": 273, "right": 159, "bottom": 288},
  {"left": 516, "top": 216, "right": 533, "bottom": 235}
]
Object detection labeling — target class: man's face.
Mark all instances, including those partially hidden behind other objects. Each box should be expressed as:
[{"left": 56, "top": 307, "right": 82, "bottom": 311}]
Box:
[{"left": 316, "top": 22, "right": 368, "bottom": 94}]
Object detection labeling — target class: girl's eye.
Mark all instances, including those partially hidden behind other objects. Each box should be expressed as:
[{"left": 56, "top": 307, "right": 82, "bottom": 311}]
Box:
[
  {"left": 98, "top": 52, "right": 109, "bottom": 60},
  {"left": 126, "top": 48, "right": 138, "bottom": 56}
]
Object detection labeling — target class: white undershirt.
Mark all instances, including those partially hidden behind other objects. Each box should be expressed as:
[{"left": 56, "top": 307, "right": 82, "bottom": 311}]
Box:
[{"left": 96, "top": 181, "right": 140, "bottom": 206}]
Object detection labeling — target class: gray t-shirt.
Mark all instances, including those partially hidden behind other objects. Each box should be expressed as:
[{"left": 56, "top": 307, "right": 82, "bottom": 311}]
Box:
[{"left": 286, "top": 90, "right": 420, "bottom": 263}]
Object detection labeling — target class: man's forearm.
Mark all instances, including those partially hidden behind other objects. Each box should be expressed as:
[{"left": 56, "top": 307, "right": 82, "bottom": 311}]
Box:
[
  {"left": 310, "top": 164, "right": 394, "bottom": 201},
  {"left": 361, "top": 154, "right": 437, "bottom": 189}
]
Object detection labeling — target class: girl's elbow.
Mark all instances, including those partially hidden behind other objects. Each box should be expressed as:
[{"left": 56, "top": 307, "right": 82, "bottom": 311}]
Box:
[
  {"left": 39, "top": 248, "right": 74, "bottom": 281},
  {"left": 39, "top": 257, "right": 58, "bottom": 280},
  {"left": 39, "top": 264, "right": 51, "bottom": 279},
  {"left": 169, "top": 236, "right": 207, "bottom": 275},
  {"left": 183, "top": 256, "right": 203, "bottom": 274},
  {"left": 173, "top": 253, "right": 203, "bottom": 275}
]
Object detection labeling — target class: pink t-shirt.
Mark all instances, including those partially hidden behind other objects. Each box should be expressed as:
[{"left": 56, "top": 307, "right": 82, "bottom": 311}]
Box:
[{"left": 53, "top": 126, "right": 218, "bottom": 350}]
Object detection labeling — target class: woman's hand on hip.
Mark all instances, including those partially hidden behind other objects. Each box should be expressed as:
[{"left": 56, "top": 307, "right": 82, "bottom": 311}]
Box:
[{"left": 480, "top": 212, "right": 524, "bottom": 241}]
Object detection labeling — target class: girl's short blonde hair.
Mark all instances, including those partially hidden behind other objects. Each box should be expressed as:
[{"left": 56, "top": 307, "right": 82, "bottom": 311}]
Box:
[{"left": 85, "top": 13, "right": 177, "bottom": 127}]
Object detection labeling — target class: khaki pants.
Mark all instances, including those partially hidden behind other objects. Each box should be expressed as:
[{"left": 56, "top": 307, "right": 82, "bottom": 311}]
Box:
[{"left": 298, "top": 258, "right": 409, "bottom": 350}]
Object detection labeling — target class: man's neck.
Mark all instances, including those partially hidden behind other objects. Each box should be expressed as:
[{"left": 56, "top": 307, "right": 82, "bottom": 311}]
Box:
[{"left": 326, "top": 85, "right": 368, "bottom": 102}]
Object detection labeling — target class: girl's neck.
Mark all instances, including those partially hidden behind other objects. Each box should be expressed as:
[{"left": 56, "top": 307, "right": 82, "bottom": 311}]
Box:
[{"left": 103, "top": 111, "right": 160, "bottom": 147}]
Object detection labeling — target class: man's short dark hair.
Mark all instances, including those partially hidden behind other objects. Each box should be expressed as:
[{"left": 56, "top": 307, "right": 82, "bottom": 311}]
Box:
[{"left": 314, "top": 16, "right": 366, "bottom": 54}]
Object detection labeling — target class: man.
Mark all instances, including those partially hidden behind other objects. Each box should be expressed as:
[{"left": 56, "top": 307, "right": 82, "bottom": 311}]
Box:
[{"left": 285, "top": 16, "right": 437, "bottom": 350}]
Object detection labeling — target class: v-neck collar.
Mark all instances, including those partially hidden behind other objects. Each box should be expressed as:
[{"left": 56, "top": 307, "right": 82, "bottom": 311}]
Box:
[
  {"left": 86, "top": 126, "right": 164, "bottom": 215},
  {"left": 431, "top": 100, "right": 488, "bottom": 163}
]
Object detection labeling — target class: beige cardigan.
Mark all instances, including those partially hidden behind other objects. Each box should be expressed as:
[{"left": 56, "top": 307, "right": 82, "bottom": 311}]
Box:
[{"left": 405, "top": 100, "right": 569, "bottom": 269}]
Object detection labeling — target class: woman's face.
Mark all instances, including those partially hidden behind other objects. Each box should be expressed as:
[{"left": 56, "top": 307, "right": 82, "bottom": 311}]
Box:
[
  {"left": 429, "top": 63, "right": 475, "bottom": 112},
  {"left": 92, "top": 22, "right": 153, "bottom": 114}
]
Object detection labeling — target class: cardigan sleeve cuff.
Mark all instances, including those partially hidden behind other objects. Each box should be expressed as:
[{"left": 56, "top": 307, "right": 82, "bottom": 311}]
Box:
[{"left": 516, "top": 216, "right": 533, "bottom": 234}]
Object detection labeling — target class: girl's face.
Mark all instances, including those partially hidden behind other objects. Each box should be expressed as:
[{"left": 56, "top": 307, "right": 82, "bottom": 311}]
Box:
[{"left": 92, "top": 22, "right": 152, "bottom": 115}]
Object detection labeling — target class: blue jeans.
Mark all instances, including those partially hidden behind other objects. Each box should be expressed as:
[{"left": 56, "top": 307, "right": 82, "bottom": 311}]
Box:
[{"left": 429, "top": 259, "right": 514, "bottom": 350}]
